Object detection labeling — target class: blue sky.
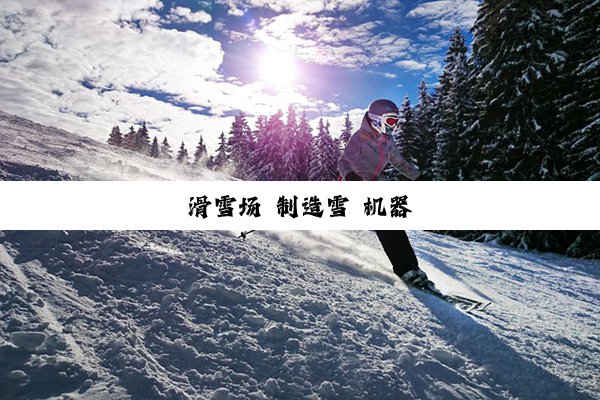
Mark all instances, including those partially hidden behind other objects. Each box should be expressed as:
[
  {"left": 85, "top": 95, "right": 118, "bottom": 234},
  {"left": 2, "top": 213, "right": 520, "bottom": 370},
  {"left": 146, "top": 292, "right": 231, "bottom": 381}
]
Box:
[{"left": 0, "top": 0, "right": 479, "bottom": 153}]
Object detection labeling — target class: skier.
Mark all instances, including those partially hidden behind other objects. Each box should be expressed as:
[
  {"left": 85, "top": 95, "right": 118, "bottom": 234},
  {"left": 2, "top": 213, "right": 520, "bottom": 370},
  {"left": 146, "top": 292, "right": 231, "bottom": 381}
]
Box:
[
  {"left": 338, "top": 98, "right": 420, "bottom": 182},
  {"left": 237, "top": 228, "right": 486, "bottom": 310},
  {"left": 375, "top": 231, "right": 435, "bottom": 291}
]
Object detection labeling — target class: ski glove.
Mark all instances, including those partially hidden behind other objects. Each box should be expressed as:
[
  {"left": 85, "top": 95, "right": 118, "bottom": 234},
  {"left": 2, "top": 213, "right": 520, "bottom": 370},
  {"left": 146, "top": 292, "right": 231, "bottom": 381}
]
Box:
[
  {"left": 415, "top": 175, "right": 433, "bottom": 182},
  {"left": 345, "top": 171, "right": 363, "bottom": 181}
]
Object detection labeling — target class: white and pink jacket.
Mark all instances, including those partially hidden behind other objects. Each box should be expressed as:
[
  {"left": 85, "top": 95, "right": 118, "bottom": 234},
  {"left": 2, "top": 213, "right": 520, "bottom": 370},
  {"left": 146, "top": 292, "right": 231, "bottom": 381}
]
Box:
[{"left": 338, "top": 113, "right": 420, "bottom": 181}]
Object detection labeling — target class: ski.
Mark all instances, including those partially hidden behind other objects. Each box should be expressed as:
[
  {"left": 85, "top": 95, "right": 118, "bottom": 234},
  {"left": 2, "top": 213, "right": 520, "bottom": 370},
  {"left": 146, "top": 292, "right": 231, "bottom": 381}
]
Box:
[
  {"left": 456, "top": 297, "right": 490, "bottom": 313},
  {"left": 408, "top": 283, "right": 491, "bottom": 313},
  {"left": 440, "top": 293, "right": 491, "bottom": 313}
]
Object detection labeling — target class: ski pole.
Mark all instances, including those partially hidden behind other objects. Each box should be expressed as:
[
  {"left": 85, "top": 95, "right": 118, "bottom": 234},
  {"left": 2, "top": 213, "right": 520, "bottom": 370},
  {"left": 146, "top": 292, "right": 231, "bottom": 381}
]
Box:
[{"left": 239, "top": 230, "right": 256, "bottom": 239}]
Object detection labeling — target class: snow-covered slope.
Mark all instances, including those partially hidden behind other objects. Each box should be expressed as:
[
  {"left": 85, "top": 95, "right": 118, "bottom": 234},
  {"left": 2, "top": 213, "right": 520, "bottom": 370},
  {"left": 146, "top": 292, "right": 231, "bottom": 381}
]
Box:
[
  {"left": 1, "top": 230, "right": 598, "bottom": 399},
  {"left": 0, "top": 109, "right": 230, "bottom": 181}
]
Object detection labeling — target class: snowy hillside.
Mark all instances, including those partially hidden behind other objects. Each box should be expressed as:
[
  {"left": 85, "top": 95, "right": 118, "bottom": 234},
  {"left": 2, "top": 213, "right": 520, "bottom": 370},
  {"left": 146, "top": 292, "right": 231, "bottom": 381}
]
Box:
[
  {"left": 1, "top": 230, "right": 598, "bottom": 400},
  {"left": 0, "top": 110, "right": 229, "bottom": 181}
]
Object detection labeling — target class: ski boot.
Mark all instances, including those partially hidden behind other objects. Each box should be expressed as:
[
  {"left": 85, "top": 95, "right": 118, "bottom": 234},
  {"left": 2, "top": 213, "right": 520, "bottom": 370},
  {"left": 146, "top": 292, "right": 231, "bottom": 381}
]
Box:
[{"left": 401, "top": 269, "right": 440, "bottom": 295}]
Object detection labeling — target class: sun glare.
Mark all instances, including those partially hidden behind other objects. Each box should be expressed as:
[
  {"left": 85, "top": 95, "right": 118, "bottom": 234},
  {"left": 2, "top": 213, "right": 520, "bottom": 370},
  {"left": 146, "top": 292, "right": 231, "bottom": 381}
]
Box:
[{"left": 259, "top": 51, "right": 297, "bottom": 89}]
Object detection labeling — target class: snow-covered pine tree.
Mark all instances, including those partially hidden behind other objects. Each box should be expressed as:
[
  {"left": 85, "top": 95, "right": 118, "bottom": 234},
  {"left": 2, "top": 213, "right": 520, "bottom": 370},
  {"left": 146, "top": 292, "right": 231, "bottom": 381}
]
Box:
[
  {"left": 212, "top": 132, "right": 230, "bottom": 171},
  {"left": 194, "top": 135, "right": 208, "bottom": 165},
  {"left": 134, "top": 122, "right": 151, "bottom": 154},
  {"left": 340, "top": 113, "right": 353, "bottom": 146},
  {"left": 386, "top": 96, "right": 420, "bottom": 181},
  {"left": 160, "top": 137, "right": 173, "bottom": 159},
  {"left": 432, "top": 28, "right": 471, "bottom": 181},
  {"left": 227, "top": 111, "right": 254, "bottom": 179},
  {"left": 309, "top": 119, "right": 339, "bottom": 181},
  {"left": 149, "top": 136, "right": 160, "bottom": 158},
  {"left": 107, "top": 126, "right": 123, "bottom": 147},
  {"left": 308, "top": 119, "right": 325, "bottom": 181},
  {"left": 557, "top": 0, "right": 600, "bottom": 180},
  {"left": 398, "top": 96, "right": 420, "bottom": 166},
  {"left": 250, "top": 111, "right": 285, "bottom": 180},
  {"left": 324, "top": 120, "right": 341, "bottom": 180},
  {"left": 176, "top": 141, "right": 189, "bottom": 164},
  {"left": 472, "top": 0, "right": 564, "bottom": 180},
  {"left": 282, "top": 105, "right": 299, "bottom": 181},
  {"left": 414, "top": 80, "right": 437, "bottom": 180},
  {"left": 123, "top": 126, "right": 137, "bottom": 150},
  {"left": 460, "top": 53, "right": 485, "bottom": 181},
  {"left": 247, "top": 116, "right": 266, "bottom": 180},
  {"left": 296, "top": 110, "right": 313, "bottom": 181}
]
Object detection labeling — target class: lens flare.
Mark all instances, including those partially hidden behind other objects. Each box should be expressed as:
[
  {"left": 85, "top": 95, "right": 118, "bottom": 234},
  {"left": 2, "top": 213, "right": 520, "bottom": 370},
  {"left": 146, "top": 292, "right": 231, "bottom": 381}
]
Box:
[{"left": 259, "top": 51, "right": 297, "bottom": 89}]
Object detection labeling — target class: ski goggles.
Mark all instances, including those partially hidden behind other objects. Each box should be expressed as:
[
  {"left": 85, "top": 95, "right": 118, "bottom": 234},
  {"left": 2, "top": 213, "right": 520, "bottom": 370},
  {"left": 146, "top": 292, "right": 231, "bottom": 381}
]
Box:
[{"left": 369, "top": 112, "right": 400, "bottom": 136}]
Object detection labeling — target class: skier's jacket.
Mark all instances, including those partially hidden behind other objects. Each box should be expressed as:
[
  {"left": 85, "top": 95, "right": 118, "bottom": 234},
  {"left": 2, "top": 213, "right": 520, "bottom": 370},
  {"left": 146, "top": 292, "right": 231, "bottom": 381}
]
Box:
[{"left": 338, "top": 113, "right": 420, "bottom": 181}]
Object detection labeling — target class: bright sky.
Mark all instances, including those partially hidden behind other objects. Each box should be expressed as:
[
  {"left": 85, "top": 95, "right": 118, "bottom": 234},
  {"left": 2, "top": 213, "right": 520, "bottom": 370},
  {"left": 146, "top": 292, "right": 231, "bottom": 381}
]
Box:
[{"left": 0, "top": 0, "right": 479, "bottom": 154}]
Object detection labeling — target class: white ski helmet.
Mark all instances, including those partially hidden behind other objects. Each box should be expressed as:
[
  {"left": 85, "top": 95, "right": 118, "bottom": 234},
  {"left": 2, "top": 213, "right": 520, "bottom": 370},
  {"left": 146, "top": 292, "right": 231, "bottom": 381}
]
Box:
[{"left": 367, "top": 99, "right": 401, "bottom": 136}]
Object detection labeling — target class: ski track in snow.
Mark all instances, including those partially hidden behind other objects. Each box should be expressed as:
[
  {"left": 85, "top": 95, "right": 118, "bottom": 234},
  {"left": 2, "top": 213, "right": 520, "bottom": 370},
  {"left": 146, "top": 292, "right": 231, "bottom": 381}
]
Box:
[{"left": 0, "top": 230, "right": 598, "bottom": 400}]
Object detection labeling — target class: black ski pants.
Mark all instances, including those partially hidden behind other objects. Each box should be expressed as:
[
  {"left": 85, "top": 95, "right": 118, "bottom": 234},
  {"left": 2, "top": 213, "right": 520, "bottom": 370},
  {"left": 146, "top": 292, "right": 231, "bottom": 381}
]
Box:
[{"left": 376, "top": 230, "right": 419, "bottom": 278}]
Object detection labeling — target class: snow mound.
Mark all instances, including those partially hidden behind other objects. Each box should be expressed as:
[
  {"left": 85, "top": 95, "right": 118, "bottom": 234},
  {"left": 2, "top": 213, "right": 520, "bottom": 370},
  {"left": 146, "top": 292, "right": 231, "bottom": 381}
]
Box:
[
  {"left": 0, "top": 109, "right": 230, "bottom": 181},
  {"left": 1, "top": 230, "right": 598, "bottom": 399}
]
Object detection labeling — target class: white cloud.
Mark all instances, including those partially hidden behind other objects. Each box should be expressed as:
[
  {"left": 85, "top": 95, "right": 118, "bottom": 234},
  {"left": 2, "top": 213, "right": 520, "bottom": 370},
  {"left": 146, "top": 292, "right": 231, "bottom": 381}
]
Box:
[
  {"left": 254, "top": 13, "right": 318, "bottom": 50},
  {"left": 407, "top": 0, "right": 479, "bottom": 32},
  {"left": 374, "top": 0, "right": 404, "bottom": 19},
  {"left": 394, "top": 60, "right": 427, "bottom": 70},
  {"left": 0, "top": 0, "right": 318, "bottom": 153},
  {"left": 427, "top": 60, "right": 443, "bottom": 75},
  {"left": 253, "top": 14, "right": 412, "bottom": 68},
  {"left": 167, "top": 7, "right": 212, "bottom": 24},
  {"left": 0, "top": 0, "right": 222, "bottom": 89},
  {"left": 216, "top": 0, "right": 369, "bottom": 14}
]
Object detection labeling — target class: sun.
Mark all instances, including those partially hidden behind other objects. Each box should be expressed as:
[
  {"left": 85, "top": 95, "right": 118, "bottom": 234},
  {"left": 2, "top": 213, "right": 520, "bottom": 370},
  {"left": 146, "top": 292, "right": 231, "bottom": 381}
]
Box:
[{"left": 259, "top": 51, "right": 297, "bottom": 89}]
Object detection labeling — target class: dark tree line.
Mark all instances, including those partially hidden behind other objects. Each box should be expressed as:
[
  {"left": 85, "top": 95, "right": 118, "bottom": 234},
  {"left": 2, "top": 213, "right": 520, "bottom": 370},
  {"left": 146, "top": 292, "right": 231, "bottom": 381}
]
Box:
[
  {"left": 105, "top": 106, "right": 345, "bottom": 181},
  {"left": 213, "top": 106, "right": 342, "bottom": 181},
  {"left": 431, "top": 231, "right": 600, "bottom": 260},
  {"left": 107, "top": 123, "right": 208, "bottom": 167}
]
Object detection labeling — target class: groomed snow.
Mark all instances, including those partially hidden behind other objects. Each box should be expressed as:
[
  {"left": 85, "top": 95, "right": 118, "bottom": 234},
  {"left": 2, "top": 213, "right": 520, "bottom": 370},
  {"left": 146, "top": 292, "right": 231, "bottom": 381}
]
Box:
[{"left": 1, "top": 230, "right": 598, "bottom": 399}]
